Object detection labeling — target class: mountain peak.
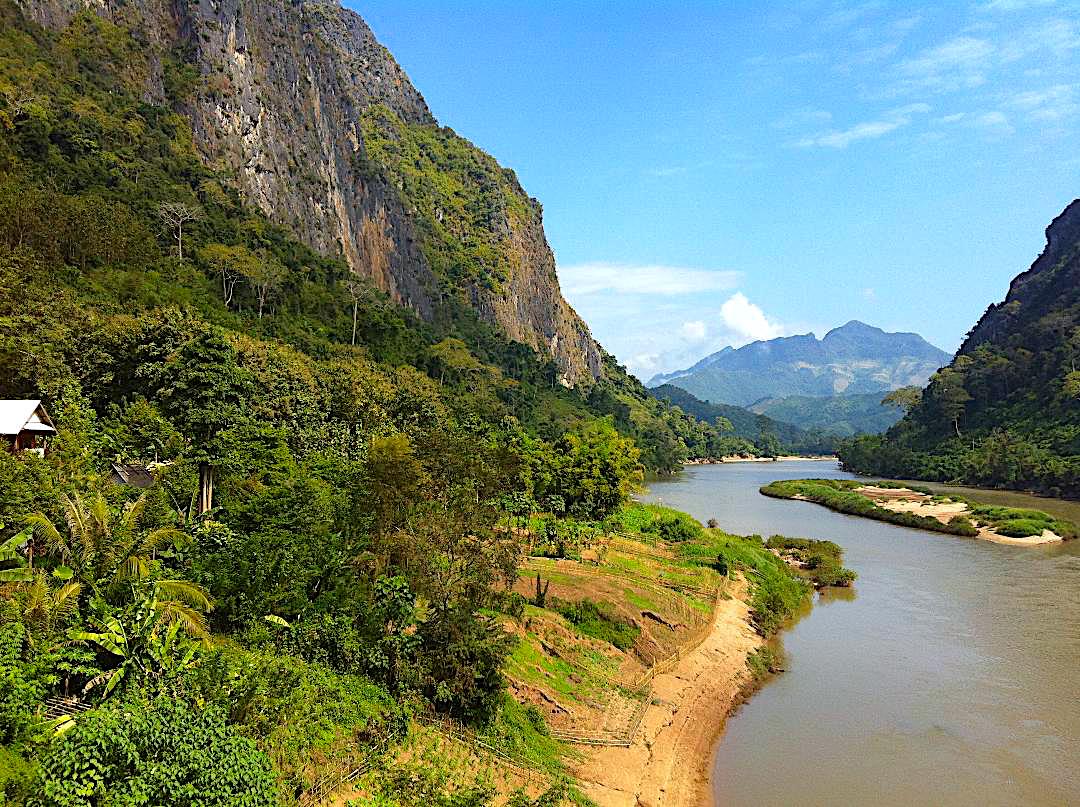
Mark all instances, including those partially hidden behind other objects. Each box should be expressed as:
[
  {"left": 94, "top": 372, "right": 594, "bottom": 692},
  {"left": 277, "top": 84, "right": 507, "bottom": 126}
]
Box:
[
  {"left": 646, "top": 320, "right": 950, "bottom": 407},
  {"left": 824, "top": 320, "right": 882, "bottom": 338}
]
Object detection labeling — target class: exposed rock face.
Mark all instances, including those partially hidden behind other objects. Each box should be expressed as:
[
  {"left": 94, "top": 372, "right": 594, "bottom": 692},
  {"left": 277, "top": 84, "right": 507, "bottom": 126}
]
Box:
[
  {"left": 960, "top": 199, "right": 1080, "bottom": 353},
  {"left": 18, "top": 0, "right": 602, "bottom": 383}
]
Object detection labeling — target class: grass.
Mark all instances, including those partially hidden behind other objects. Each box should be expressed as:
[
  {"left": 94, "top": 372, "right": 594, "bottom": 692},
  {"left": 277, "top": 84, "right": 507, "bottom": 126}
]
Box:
[
  {"left": 677, "top": 530, "right": 812, "bottom": 636},
  {"left": 764, "top": 536, "right": 857, "bottom": 588},
  {"left": 761, "top": 478, "right": 1078, "bottom": 541},
  {"left": 760, "top": 479, "right": 980, "bottom": 536}
]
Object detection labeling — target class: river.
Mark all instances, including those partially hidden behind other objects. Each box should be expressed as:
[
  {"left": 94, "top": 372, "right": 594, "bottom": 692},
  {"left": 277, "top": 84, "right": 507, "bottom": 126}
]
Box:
[{"left": 643, "top": 460, "right": 1080, "bottom": 807}]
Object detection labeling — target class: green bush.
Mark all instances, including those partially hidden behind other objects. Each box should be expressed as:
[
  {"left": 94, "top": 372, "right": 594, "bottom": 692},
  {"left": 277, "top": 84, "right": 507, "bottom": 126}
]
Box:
[
  {"left": 32, "top": 698, "right": 278, "bottom": 807},
  {"left": 551, "top": 598, "right": 640, "bottom": 650}
]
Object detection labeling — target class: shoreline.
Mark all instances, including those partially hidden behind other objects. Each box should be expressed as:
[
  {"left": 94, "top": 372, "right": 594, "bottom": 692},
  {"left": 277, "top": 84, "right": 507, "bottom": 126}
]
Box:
[
  {"left": 687, "top": 455, "right": 838, "bottom": 465},
  {"left": 570, "top": 579, "right": 763, "bottom": 807}
]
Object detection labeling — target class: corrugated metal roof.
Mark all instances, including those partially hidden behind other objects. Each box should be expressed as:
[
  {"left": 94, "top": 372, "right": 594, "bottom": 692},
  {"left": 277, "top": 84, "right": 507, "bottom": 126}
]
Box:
[{"left": 0, "top": 400, "right": 56, "bottom": 436}]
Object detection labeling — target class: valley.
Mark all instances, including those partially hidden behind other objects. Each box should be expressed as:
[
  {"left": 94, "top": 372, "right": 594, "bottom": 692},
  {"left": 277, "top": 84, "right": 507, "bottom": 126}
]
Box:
[{"left": 0, "top": 2, "right": 1077, "bottom": 807}]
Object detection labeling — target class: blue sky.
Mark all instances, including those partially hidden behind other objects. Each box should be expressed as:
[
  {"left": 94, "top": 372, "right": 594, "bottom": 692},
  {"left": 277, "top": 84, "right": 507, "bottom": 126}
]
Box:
[{"left": 349, "top": 0, "right": 1080, "bottom": 379}]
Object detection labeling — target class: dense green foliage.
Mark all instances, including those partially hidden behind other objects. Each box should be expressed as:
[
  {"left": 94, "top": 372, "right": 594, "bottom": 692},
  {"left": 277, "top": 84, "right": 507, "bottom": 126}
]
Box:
[
  {"left": 760, "top": 479, "right": 980, "bottom": 536},
  {"left": 839, "top": 207, "right": 1080, "bottom": 497},
  {"left": 32, "top": 699, "right": 278, "bottom": 807},
  {"left": 763, "top": 536, "right": 856, "bottom": 587},
  {"left": 751, "top": 392, "right": 904, "bottom": 437},
  {"left": 649, "top": 384, "right": 840, "bottom": 455}
]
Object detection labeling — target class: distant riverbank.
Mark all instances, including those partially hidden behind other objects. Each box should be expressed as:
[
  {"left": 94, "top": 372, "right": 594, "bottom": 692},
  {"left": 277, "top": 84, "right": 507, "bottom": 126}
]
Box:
[{"left": 687, "top": 455, "right": 837, "bottom": 465}]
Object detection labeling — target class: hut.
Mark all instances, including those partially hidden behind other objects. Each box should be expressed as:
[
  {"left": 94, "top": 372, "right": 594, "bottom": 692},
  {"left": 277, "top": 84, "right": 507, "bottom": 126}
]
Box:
[
  {"left": 108, "top": 463, "right": 155, "bottom": 488},
  {"left": 0, "top": 400, "right": 56, "bottom": 456}
]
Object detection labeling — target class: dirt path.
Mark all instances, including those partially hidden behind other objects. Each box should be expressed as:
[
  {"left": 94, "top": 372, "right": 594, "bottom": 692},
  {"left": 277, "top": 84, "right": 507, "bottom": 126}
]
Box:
[{"left": 571, "top": 581, "right": 761, "bottom": 807}]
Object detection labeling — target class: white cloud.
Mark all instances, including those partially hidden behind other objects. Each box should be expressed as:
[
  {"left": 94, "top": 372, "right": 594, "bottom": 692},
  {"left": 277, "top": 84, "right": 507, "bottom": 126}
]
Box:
[
  {"left": 557, "top": 262, "right": 740, "bottom": 297},
  {"left": 862, "top": 287, "right": 877, "bottom": 301},
  {"left": 680, "top": 320, "right": 708, "bottom": 342},
  {"left": 1002, "top": 18, "right": 1080, "bottom": 62},
  {"left": 795, "top": 103, "right": 931, "bottom": 148},
  {"left": 719, "top": 293, "right": 785, "bottom": 341},
  {"left": 939, "top": 112, "right": 966, "bottom": 123},
  {"left": 898, "top": 36, "right": 994, "bottom": 90},
  {"left": 1010, "top": 84, "right": 1079, "bottom": 120},
  {"left": 974, "top": 110, "right": 1016, "bottom": 136},
  {"left": 978, "top": 0, "right": 1055, "bottom": 11}
]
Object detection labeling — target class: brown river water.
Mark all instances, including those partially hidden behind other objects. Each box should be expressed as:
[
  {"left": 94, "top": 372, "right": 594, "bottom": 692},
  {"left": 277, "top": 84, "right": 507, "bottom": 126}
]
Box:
[{"left": 643, "top": 460, "right": 1080, "bottom": 807}]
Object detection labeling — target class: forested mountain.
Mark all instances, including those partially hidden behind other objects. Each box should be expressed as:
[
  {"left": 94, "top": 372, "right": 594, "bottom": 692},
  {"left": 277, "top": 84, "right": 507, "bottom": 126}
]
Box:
[
  {"left": 649, "top": 385, "right": 839, "bottom": 455},
  {"left": 0, "top": 4, "right": 746, "bottom": 802},
  {"left": 750, "top": 392, "right": 905, "bottom": 437},
  {"left": 17, "top": 0, "right": 602, "bottom": 384},
  {"left": 839, "top": 200, "right": 1080, "bottom": 497},
  {"left": 648, "top": 320, "right": 950, "bottom": 408}
]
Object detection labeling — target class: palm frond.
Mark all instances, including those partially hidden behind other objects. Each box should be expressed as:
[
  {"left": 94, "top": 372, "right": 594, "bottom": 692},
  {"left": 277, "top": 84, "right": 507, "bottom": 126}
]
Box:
[
  {"left": 156, "top": 599, "right": 211, "bottom": 642},
  {"left": 25, "top": 512, "right": 66, "bottom": 559},
  {"left": 142, "top": 527, "right": 190, "bottom": 553},
  {"left": 119, "top": 493, "right": 148, "bottom": 535},
  {"left": 118, "top": 555, "right": 149, "bottom": 581},
  {"left": 155, "top": 579, "right": 213, "bottom": 611}
]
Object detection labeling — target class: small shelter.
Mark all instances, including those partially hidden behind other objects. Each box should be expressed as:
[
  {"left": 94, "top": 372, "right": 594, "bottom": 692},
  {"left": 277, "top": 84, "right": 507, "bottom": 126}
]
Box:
[
  {"left": 109, "top": 463, "right": 155, "bottom": 488},
  {"left": 0, "top": 400, "right": 57, "bottom": 456}
]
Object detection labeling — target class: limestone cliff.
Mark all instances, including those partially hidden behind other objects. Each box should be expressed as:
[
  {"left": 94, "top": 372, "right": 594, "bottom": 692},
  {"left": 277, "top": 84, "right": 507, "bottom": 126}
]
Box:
[{"left": 19, "top": 0, "right": 602, "bottom": 383}]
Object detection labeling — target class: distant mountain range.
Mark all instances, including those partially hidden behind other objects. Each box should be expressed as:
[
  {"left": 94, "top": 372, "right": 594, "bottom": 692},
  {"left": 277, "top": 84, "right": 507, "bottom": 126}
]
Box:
[{"left": 647, "top": 320, "right": 951, "bottom": 413}]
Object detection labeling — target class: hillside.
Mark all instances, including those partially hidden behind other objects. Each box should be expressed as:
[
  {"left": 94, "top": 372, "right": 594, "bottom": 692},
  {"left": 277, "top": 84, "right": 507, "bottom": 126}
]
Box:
[
  {"left": 839, "top": 200, "right": 1080, "bottom": 497},
  {"left": 18, "top": 0, "right": 601, "bottom": 384},
  {"left": 649, "top": 385, "right": 839, "bottom": 455},
  {"left": 0, "top": 5, "right": 777, "bottom": 806},
  {"left": 648, "top": 320, "right": 950, "bottom": 407},
  {"left": 750, "top": 392, "right": 904, "bottom": 437}
]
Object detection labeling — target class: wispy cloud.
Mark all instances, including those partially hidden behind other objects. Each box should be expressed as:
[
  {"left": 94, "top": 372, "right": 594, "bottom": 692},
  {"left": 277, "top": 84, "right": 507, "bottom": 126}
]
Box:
[
  {"left": 973, "top": 110, "right": 1016, "bottom": 136},
  {"left": 1001, "top": 17, "right": 1080, "bottom": 62},
  {"left": 557, "top": 262, "right": 740, "bottom": 297},
  {"left": 1010, "top": 83, "right": 1079, "bottom": 120},
  {"left": 978, "top": 0, "right": 1056, "bottom": 12},
  {"left": 897, "top": 36, "right": 994, "bottom": 91},
  {"left": 795, "top": 103, "right": 931, "bottom": 148}
]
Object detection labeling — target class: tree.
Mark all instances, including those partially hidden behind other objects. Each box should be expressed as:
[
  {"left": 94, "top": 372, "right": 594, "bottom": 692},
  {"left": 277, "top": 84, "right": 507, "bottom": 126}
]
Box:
[
  {"left": 157, "top": 328, "right": 251, "bottom": 514},
  {"left": 546, "top": 419, "right": 643, "bottom": 519},
  {"left": 929, "top": 366, "right": 971, "bottom": 437},
  {"left": 25, "top": 492, "right": 188, "bottom": 594},
  {"left": 199, "top": 243, "right": 259, "bottom": 308},
  {"left": 243, "top": 252, "right": 286, "bottom": 319},
  {"left": 881, "top": 386, "right": 923, "bottom": 414},
  {"left": 341, "top": 275, "right": 373, "bottom": 346},
  {"left": 156, "top": 202, "right": 202, "bottom": 261}
]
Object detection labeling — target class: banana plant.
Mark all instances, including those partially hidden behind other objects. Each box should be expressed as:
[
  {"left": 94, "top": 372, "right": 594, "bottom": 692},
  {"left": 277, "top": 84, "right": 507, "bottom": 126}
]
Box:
[
  {"left": 70, "top": 579, "right": 213, "bottom": 700},
  {"left": 0, "top": 527, "right": 34, "bottom": 582}
]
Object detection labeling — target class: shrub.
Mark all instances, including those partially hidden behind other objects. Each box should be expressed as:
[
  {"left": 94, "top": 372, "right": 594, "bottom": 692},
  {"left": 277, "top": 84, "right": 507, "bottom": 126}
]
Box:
[
  {"left": 33, "top": 697, "right": 278, "bottom": 807},
  {"left": 551, "top": 598, "right": 640, "bottom": 650}
]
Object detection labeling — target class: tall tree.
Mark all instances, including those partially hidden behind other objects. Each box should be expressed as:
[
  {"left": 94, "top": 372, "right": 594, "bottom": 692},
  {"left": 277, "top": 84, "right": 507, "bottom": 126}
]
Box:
[
  {"left": 157, "top": 328, "right": 251, "bottom": 514},
  {"left": 156, "top": 202, "right": 202, "bottom": 261}
]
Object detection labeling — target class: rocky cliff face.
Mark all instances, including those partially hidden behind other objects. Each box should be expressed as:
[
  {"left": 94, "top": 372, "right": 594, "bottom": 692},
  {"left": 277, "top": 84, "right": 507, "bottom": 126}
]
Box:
[
  {"left": 959, "top": 199, "right": 1080, "bottom": 353},
  {"left": 19, "top": 0, "right": 602, "bottom": 383}
]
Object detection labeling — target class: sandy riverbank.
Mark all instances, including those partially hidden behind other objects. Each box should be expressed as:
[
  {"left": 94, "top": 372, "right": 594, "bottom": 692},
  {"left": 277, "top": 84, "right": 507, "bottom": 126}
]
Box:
[
  {"left": 855, "top": 485, "right": 1064, "bottom": 545},
  {"left": 687, "top": 455, "right": 837, "bottom": 465},
  {"left": 571, "top": 580, "right": 762, "bottom": 807}
]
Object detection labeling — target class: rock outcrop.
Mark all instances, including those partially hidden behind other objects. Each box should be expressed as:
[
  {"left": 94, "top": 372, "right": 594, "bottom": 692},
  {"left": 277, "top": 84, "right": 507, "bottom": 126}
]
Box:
[{"left": 19, "top": 0, "right": 602, "bottom": 383}]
